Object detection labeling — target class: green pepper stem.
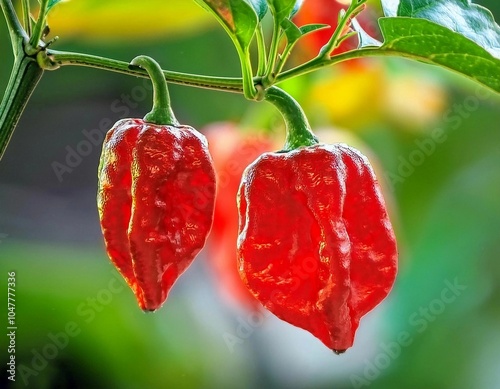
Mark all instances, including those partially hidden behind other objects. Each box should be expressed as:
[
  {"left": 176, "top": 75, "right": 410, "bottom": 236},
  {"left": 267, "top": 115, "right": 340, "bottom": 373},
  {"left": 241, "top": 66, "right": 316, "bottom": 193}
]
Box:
[
  {"left": 130, "top": 55, "right": 178, "bottom": 126},
  {"left": 21, "top": 0, "right": 31, "bottom": 36},
  {"left": 1, "top": 0, "right": 28, "bottom": 48},
  {"left": 263, "top": 21, "right": 281, "bottom": 86},
  {"left": 27, "top": 0, "right": 48, "bottom": 51},
  {"left": 256, "top": 25, "right": 268, "bottom": 76},
  {"left": 264, "top": 86, "right": 318, "bottom": 151},
  {"left": 236, "top": 46, "right": 258, "bottom": 100},
  {"left": 0, "top": 54, "right": 44, "bottom": 160},
  {"left": 49, "top": 50, "right": 244, "bottom": 93},
  {"left": 318, "top": 0, "right": 368, "bottom": 59}
]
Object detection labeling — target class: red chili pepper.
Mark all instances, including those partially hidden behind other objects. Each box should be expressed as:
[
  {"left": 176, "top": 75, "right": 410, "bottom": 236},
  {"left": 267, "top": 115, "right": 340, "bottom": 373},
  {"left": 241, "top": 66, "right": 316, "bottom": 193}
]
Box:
[
  {"left": 237, "top": 88, "right": 397, "bottom": 353},
  {"left": 97, "top": 56, "right": 216, "bottom": 311},
  {"left": 205, "top": 123, "right": 275, "bottom": 310}
]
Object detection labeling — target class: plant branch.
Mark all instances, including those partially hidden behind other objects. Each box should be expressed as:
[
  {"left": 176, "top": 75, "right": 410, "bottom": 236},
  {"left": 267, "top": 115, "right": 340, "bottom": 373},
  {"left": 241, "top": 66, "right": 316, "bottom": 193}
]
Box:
[
  {"left": 21, "top": 0, "right": 31, "bottom": 36},
  {"left": 0, "top": 55, "right": 44, "bottom": 160},
  {"left": 274, "top": 41, "right": 295, "bottom": 76},
  {"left": 237, "top": 46, "right": 258, "bottom": 99},
  {"left": 28, "top": 0, "right": 48, "bottom": 50},
  {"left": 319, "top": 0, "right": 368, "bottom": 58},
  {"left": 256, "top": 25, "right": 268, "bottom": 76},
  {"left": 276, "top": 48, "right": 415, "bottom": 83},
  {"left": 264, "top": 20, "right": 282, "bottom": 85},
  {"left": 1, "top": 0, "right": 28, "bottom": 51},
  {"left": 47, "top": 50, "right": 245, "bottom": 93}
]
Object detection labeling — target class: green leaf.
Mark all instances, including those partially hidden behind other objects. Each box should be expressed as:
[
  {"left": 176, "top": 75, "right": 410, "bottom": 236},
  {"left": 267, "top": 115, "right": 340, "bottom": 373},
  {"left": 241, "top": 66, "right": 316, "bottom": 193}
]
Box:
[
  {"left": 47, "top": 0, "right": 65, "bottom": 12},
  {"left": 195, "top": 0, "right": 258, "bottom": 50},
  {"left": 281, "top": 20, "right": 329, "bottom": 46},
  {"left": 267, "top": 0, "right": 298, "bottom": 23},
  {"left": 378, "top": 17, "right": 500, "bottom": 92},
  {"left": 280, "top": 18, "right": 302, "bottom": 43},
  {"left": 299, "top": 23, "right": 330, "bottom": 37},
  {"left": 247, "top": 0, "right": 268, "bottom": 20},
  {"left": 381, "top": 0, "right": 500, "bottom": 58}
]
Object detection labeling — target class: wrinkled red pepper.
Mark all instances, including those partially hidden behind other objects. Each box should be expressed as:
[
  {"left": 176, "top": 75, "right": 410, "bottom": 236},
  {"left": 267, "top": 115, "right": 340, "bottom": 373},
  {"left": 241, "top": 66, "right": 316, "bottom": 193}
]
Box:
[
  {"left": 98, "top": 119, "right": 216, "bottom": 311},
  {"left": 237, "top": 143, "right": 397, "bottom": 352},
  {"left": 97, "top": 56, "right": 216, "bottom": 311}
]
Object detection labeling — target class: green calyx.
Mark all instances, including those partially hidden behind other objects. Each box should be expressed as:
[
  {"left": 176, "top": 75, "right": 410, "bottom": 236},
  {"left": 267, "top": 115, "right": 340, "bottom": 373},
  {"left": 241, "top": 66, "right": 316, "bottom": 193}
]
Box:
[
  {"left": 264, "top": 86, "right": 318, "bottom": 151},
  {"left": 129, "top": 55, "right": 179, "bottom": 126}
]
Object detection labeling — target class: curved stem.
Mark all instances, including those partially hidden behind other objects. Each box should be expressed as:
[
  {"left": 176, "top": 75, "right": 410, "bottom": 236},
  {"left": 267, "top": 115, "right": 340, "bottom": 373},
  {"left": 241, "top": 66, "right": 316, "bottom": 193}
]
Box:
[
  {"left": 274, "top": 41, "right": 295, "bottom": 76},
  {"left": 47, "top": 50, "right": 245, "bottom": 93},
  {"left": 237, "top": 46, "right": 258, "bottom": 99},
  {"left": 1, "top": 0, "right": 28, "bottom": 50},
  {"left": 130, "top": 55, "right": 178, "bottom": 126},
  {"left": 21, "top": 0, "right": 30, "bottom": 35},
  {"left": 47, "top": 47, "right": 385, "bottom": 95},
  {"left": 256, "top": 25, "right": 268, "bottom": 77},
  {"left": 0, "top": 55, "right": 44, "bottom": 160},
  {"left": 264, "top": 86, "right": 317, "bottom": 151},
  {"left": 264, "top": 21, "right": 281, "bottom": 85},
  {"left": 276, "top": 48, "right": 396, "bottom": 83},
  {"left": 319, "top": 0, "right": 368, "bottom": 58},
  {"left": 28, "top": 0, "right": 48, "bottom": 50}
]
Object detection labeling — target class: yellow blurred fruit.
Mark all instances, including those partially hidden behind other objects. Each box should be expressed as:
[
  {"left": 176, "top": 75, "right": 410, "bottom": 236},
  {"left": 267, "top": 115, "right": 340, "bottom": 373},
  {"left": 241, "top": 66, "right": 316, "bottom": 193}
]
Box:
[
  {"left": 383, "top": 74, "right": 448, "bottom": 131},
  {"left": 307, "top": 62, "right": 386, "bottom": 129}
]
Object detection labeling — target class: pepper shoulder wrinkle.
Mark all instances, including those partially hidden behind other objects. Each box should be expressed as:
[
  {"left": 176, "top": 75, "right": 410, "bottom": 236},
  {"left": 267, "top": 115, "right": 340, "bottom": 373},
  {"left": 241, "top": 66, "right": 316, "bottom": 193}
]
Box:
[{"left": 237, "top": 143, "right": 398, "bottom": 352}]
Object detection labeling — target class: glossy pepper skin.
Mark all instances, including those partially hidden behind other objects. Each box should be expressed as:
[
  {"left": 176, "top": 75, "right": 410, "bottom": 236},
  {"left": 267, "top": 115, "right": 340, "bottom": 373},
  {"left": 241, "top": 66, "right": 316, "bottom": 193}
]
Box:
[
  {"left": 237, "top": 143, "right": 397, "bottom": 352},
  {"left": 98, "top": 118, "right": 216, "bottom": 311}
]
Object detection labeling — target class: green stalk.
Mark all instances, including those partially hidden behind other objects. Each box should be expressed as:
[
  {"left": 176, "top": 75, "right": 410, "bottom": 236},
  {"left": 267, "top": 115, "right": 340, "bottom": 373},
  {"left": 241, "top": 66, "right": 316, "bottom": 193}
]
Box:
[
  {"left": 1, "top": 0, "right": 42, "bottom": 160},
  {"left": 264, "top": 21, "right": 281, "bottom": 85},
  {"left": 27, "top": 0, "right": 48, "bottom": 51},
  {"left": 264, "top": 86, "right": 317, "bottom": 151},
  {"left": 130, "top": 55, "right": 178, "bottom": 126},
  {"left": 274, "top": 41, "right": 295, "bottom": 76},
  {"left": 256, "top": 25, "right": 268, "bottom": 76},
  {"left": 319, "top": 0, "right": 368, "bottom": 58},
  {"left": 1, "top": 0, "right": 28, "bottom": 47},
  {"left": 48, "top": 50, "right": 245, "bottom": 93},
  {"left": 0, "top": 55, "right": 44, "bottom": 160},
  {"left": 276, "top": 48, "right": 396, "bottom": 83},
  {"left": 237, "top": 46, "right": 258, "bottom": 99},
  {"left": 21, "top": 0, "right": 31, "bottom": 35}
]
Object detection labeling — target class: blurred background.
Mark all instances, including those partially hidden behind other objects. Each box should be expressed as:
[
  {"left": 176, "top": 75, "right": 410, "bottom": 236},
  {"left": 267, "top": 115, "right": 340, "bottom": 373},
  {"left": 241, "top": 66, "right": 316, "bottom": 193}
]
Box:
[{"left": 1, "top": 0, "right": 500, "bottom": 388}]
